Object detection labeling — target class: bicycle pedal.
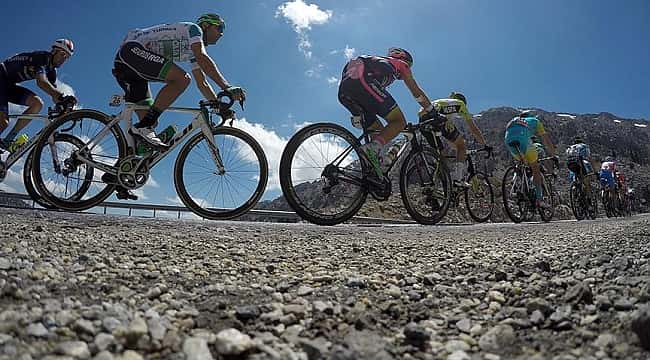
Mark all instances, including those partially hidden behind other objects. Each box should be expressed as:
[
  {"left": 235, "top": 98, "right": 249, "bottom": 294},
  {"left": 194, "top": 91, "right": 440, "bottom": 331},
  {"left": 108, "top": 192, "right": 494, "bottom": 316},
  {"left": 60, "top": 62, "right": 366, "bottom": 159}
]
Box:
[{"left": 116, "top": 188, "right": 138, "bottom": 201}]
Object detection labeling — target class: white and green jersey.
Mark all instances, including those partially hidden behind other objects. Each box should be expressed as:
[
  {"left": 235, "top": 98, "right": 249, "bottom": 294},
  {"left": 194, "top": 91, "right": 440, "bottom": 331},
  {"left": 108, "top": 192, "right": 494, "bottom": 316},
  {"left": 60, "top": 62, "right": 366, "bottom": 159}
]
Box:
[{"left": 122, "top": 22, "right": 204, "bottom": 67}]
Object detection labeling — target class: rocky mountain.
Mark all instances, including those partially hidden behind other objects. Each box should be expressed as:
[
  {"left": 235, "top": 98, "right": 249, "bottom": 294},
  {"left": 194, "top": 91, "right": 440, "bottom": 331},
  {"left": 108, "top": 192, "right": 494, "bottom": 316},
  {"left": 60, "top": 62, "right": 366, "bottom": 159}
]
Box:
[{"left": 258, "top": 107, "right": 650, "bottom": 221}]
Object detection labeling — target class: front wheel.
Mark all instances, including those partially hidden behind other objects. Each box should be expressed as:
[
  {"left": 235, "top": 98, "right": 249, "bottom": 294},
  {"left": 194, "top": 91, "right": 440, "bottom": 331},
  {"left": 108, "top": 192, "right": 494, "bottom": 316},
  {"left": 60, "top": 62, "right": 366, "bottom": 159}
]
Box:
[
  {"left": 399, "top": 148, "right": 452, "bottom": 225},
  {"left": 464, "top": 172, "right": 494, "bottom": 223},
  {"left": 279, "top": 123, "right": 368, "bottom": 226},
  {"left": 538, "top": 175, "right": 555, "bottom": 222},
  {"left": 174, "top": 126, "right": 268, "bottom": 220}
]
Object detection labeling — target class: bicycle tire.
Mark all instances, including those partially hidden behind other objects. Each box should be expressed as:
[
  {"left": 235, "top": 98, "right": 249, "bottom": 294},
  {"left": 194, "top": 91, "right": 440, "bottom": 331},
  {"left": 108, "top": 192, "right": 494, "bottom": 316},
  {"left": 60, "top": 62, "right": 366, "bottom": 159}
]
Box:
[
  {"left": 502, "top": 165, "right": 527, "bottom": 223},
  {"left": 538, "top": 175, "right": 555, "bottom": 222},
  {"left": 399, "top": 148, "right": 452, "bottom": 225},
  {"left": 464, "top": 172, "right": 494, "bottom": 223},
  {"left": 174, "top": 126, "right": 268, "bottom": 220},
  {"left": 569, "top": 181, "right": 585, "bottom": 221},
  {"left": 279, "top": 123, "right": 368, "bottom": 226},
  {"left": 32, "top": 109, "right": 128, "bottom": 211}
]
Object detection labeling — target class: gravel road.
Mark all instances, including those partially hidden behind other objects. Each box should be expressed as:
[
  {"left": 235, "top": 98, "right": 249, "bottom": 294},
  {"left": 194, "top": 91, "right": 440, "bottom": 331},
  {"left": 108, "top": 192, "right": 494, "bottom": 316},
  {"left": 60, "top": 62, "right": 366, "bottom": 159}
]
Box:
[{"left": 1, "top": 208, "right": 649, "bottom": 360}]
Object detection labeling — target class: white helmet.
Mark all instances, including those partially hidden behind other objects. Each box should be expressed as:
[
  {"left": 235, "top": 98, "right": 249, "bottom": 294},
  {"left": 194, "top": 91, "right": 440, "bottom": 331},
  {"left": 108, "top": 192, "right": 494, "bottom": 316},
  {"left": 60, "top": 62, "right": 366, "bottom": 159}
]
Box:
[{"left": 52, "top": 39, "right": 74, "bottom": 56}]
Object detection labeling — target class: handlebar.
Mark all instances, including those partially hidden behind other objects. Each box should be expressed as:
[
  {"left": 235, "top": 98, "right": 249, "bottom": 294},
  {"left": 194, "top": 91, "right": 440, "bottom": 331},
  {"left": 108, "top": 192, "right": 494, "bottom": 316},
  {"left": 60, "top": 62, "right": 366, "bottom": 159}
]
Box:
[
  {"left": 467, "top": 146, "right": 493, "bottom": 159},
  {"left": 47, "top": 96, "right": 77, "bottom": 119}
]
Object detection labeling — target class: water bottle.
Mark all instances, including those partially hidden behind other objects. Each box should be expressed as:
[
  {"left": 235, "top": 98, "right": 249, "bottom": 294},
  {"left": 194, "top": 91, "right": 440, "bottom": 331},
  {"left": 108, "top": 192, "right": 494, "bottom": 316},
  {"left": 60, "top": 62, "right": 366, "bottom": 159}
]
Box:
[
  {"left": 158, "top": 125, "right": 177, "bottom": 144},
  {"left": 7, "top": 134, "right": 29, "bottom": 154},
  {"left": 381, "top": 140, "right": 404, "bottom": 169}
]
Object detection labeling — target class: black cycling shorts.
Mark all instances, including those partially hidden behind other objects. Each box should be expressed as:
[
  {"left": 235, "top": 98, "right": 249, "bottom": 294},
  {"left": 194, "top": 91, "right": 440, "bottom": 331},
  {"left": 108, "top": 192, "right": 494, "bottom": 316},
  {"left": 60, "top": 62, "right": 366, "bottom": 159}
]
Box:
[
  {"left": 112, "top": 42, "right": 173, "bottom": 105},
  {"left": 0, "top": 71, "right": 36, "bottom": 113},
  {"left": 338, "top": 77, "right": 398, "bottom": 128}
]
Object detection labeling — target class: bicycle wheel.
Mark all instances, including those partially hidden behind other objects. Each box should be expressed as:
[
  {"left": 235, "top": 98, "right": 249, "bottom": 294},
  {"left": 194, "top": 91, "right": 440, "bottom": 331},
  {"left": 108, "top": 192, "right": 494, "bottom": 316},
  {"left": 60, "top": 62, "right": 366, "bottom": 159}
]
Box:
[
  {"left": 32, "top": 110, "right": 128, "bottom": 211},
  {"left": 588, "top": 187, "right": 598, "bottom": 219},
  {"left": 174, "top": 126, "right": 268, "bottom": 220},
  {"left": 569, "top": 181, "right": 585, "bottom": 221},
  {"left": 501, "top": 165, "right": 528, "bottom": 223},
  {"left": 399, "top": 148, "right": 452, "bottom": 225},
  {"left": 538, "top": 175, "right": 555, "bottom": 222},
  {"left": 279, "top": 123, "right": 368, "bottom": 226},
  {"left": 464, "top": 172, "right": 494, "bottom": 223},
  {"left": 24, "top": 147, "right": 55, "bottom": 210},
  {"left": 24, "top": 134, "right": 92, "bottom": 210}
]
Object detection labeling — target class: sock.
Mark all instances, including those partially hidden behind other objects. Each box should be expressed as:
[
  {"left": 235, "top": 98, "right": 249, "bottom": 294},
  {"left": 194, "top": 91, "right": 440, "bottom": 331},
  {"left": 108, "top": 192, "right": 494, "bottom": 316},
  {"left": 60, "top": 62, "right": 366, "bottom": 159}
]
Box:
[
  {"left": 135, "top": 106, "right": 162, "bottom": 128},
  {"left": 535, "top": 185, "right": 543, "bottom": 200},
  {"left": 3, "top": 128, "right": 19, "bottom": 143}
]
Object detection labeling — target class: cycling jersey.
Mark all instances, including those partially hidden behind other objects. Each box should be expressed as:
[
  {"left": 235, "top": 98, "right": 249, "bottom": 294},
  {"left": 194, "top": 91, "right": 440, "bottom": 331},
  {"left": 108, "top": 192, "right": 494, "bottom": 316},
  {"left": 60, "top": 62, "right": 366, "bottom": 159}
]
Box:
[
  {"left": 338, "top": 55, "right": 411, "bottom": 128},
  {"left": 566, "top": 143, "right": 591, "bottom": 160},
  {"left": 504, "top": 116, "right": 546, "bottom": 164},
  {"left": 0, "top": 51, "right": 56, "bottom": 113},
  {"left": 121, "top": 22, "right": 204, "bottom": 66},
  {"left": 0, "top": 51, "right": 57, "bottom": 84},
  {"left": 433, "top": 98, "right": 472, "bottom": 123},
  {"left": 113, "top": 22, "right": 204, "bottom": 105}
]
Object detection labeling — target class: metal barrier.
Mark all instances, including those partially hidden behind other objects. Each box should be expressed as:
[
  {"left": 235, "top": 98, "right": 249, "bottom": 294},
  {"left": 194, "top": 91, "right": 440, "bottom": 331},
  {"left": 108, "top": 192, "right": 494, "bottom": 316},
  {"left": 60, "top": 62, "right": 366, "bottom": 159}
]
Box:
[{"left": 0, "top": 191, "right": 416, "bottom": 225}]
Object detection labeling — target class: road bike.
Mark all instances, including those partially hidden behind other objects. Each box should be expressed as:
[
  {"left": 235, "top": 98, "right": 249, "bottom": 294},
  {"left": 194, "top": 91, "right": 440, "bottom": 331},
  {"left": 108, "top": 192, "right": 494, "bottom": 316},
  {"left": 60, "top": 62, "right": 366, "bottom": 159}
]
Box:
[
  {"left": 568, "top": 159, "right": 598, "bottom": 220},
  {"left": 502, "top": 142, "right": 556, "bottom": 223},
  {"left": 444, "top": 147, "right": 494, "bottom": 223},
  {"left": 279, "top": 115, "right": 453, "bottom": 225},
  {"left": 30, "top": 92, "right": 268, "bottom": 220}
]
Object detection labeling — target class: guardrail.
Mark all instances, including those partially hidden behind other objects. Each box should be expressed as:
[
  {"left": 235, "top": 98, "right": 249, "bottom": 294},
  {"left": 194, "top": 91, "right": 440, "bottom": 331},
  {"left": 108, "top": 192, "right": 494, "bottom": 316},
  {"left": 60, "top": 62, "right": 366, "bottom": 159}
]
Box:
[{"left": 0, "top": 191, "right": 416, "bottom": 225}]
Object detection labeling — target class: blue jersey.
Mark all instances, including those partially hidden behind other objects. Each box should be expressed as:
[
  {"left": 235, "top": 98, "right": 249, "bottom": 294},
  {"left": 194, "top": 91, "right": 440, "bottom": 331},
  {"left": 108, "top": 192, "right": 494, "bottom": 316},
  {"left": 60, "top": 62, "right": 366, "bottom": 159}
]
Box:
[
  {"left": 505, "top": 115, "right": 546, "bottom": 138},
  {"left": 0, "top": 51, "right": 57, "bottom": 84}
]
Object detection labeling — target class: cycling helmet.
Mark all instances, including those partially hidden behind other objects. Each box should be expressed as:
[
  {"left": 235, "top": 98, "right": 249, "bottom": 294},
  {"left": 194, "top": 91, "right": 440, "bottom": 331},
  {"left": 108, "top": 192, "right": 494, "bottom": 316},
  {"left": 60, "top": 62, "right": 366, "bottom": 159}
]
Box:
[
  {"left": 449, "top": 92, "right": 467, "bottom": 105},
  {"left": 387, "top": 47, "right": 413, "bottom": 67},
  {"left": 197, "top": 13, "right": 226, "bottom": 33},
  {"left": 52, "top": 39, "right": 74, "bottom": 56},
  {"left": 605, "top": 156, "right": 614, "bottom": 162},
  {"left": 519, "top": 110, "right": 535, "bottom": 118}
]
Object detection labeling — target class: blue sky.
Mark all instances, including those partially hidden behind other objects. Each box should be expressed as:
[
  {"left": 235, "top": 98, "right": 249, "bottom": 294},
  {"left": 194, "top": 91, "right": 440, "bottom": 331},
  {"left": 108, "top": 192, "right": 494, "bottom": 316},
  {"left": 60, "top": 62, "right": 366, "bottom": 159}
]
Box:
[{"left": 1, "top": 0, "right": 649, "bottom": 208}]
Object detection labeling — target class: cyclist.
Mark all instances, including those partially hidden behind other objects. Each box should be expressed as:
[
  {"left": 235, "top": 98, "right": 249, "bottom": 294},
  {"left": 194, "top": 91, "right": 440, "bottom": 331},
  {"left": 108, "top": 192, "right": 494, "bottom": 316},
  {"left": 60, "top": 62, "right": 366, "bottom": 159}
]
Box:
[
  {"left": 112, "top": 13, "right": 245, "bottom": 148},
  {"left": 504, "top": 111, "right": 557, "bottom": 208},
  {"left": 0, "top": 39, "right": 77, "bottom": 151},
  {"left": 566, "top": 136, "right": 597, "bottom": 194},
  {"left": 338, "top": 48, "right": 436, "bottom": 171},
  {"left": 599, "top": 156, "right": 619, "bottom": 210},
  {"left": 426, "top": 92, "right": 489, "bottom": 186}
]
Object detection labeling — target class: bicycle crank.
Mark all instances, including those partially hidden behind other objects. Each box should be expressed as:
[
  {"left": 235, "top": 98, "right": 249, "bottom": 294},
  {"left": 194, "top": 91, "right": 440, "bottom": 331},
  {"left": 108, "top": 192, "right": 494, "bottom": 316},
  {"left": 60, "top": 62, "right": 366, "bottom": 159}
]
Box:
[
  {"left": 116, "top": 155, "right": 150, "bottom": 190},
  {"left": 368, "top": 177, "right": 391, "bottom": 201}
]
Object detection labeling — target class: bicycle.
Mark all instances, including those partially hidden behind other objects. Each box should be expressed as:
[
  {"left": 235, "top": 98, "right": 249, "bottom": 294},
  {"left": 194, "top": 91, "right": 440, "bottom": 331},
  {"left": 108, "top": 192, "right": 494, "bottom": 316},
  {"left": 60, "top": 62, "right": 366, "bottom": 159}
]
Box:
[
  {"left": 0, "top": 99, "right": 82, "bottom": 209},
  {"left": 568, "top": 159, "right": 598, "bottom": 220},
  {"left": 30, "top": 91, "right": 269, "bottom": 220},
  {"left": 501, "top": 142, "right": 556, "bottom": 223},
  {"left": 444, "top": 147, "right": 495, "bottom": 223},
  {"left": 279, "top": 115, "right": 453, "bottom": 226}
]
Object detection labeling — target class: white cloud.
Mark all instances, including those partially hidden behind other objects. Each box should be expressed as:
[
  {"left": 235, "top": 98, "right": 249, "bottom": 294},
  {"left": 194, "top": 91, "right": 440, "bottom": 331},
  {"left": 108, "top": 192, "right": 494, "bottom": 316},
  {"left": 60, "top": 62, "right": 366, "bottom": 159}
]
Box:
[
  {"left": 131, "top": 175, "right": 159, "bottom": 200},
  {"left": 343, "top": 45, "right": 356, "bottom": 60},
  {"left": 55, "top": 80, "right": 75, "bottom": 96},
  {"left": 327, "top": 76, "right": 339, "bottom": 85},
  {"left": 276, "top": 0, "right": 333, "bottom": 59},
  {"left": 293, "top": 121, "right": 314, "bottom": 130},
  {"left": 235, "top": 118, "right": 288, "bottom": 191},
  {"left": 305, "top": 63, "right": 325, "bottom": 78}
]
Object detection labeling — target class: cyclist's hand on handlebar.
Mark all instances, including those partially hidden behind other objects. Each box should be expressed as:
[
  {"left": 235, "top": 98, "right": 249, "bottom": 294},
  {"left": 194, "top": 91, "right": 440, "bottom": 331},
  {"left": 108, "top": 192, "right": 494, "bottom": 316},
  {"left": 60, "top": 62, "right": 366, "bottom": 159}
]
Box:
[
  {"left": 483, "top": 144, "right": 493, "bottom": 153},
  {"left": 551, "top": 155, "right": 560, "bottom": 167},
  {"left": 418, "top": 105, "right": 437, "bottom": 123},
  {"left": 56, "top": 95, "right": 77, "bottom": 112},
  {"left": 226, "top": 86, "right": 246, "bottom": 102}
]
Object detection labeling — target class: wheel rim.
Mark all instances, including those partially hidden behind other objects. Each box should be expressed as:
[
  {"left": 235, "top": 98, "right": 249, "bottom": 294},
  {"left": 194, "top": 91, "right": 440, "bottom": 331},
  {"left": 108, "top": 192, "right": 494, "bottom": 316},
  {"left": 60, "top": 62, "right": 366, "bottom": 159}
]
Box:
[
  {"left": 401, "top": 150, "right": 450, "bottom": 224},
  {"left": 502, "top": 167, "right": 527, "bottom": 222},
  {"left": 177, "top": 129, "right": 267, "bottom": 218},
  {"left": 284, "top": 125, "right": 366, "bottom": 223}
]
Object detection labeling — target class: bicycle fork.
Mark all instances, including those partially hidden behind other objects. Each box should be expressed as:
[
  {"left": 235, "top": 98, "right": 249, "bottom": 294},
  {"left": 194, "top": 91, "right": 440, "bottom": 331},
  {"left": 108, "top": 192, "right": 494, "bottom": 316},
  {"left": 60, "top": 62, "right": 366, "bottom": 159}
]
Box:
[{"left": 201, "top": 125, "right": 226, "bottom": 175}]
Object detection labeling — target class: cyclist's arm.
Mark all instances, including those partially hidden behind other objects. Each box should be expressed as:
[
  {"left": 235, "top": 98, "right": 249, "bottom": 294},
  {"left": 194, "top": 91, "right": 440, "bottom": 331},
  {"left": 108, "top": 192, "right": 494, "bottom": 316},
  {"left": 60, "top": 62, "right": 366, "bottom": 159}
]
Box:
[
  {"left": 461, "top": 104, "right": 487, "bottom": 145},
  {"left": 540, "top": 133, "right": 556, "bottom": 157},
  {"left": 403, "top": 74, "right": 431, "bottom": 109},
  {"left": 192, "top": 68, "right": 218, "bottom": 101},
  {"left": 35, "top": 73, "right": 63, "bottom": 102},
  {"left": 191, "top": 42, "right": 230, "bottom": 90}
]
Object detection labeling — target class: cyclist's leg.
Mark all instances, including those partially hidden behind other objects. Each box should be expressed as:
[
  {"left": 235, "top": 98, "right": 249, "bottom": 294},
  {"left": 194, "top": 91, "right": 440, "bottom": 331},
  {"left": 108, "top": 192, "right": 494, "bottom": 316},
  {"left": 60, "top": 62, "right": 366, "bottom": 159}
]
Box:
[
  {"left": 113, "top": 60, "right": 152, "bottom": 121},
  {"left": 3, "top": 86, "right": 42, "bottom": 143}
]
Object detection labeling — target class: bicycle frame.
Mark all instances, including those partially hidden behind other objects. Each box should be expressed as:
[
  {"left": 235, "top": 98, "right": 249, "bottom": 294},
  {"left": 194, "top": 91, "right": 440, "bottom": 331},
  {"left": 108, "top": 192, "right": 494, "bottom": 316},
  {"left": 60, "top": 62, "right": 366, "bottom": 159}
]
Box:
[
  {"left": 1, "top": 113, "right": 55, "bottom": 179},
  {"left": 69, "top": 102, "right": 225, "bottom": 178}
]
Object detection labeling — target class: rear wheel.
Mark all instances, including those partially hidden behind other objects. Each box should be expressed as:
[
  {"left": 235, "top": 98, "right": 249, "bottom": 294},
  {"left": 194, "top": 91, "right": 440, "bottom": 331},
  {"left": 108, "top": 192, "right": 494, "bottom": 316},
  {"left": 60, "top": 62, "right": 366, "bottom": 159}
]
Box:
[
  {"left": 502, "top": 165, "right": 528, "bottom": 223},
  {"left": 569, "top": 181, "right": 585, "bottom": 221},
  {"left": 399, "top": 148, "right": 452, "bottom": 225},
  {"left": 464, "top": 172, "right": 494, "bottom": 222},
  {"left": 279, "top": 123, "right": 368, "bottom": 225},
  {"left": 174, "top": 127, "right": 268, "bottom": 220}
]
